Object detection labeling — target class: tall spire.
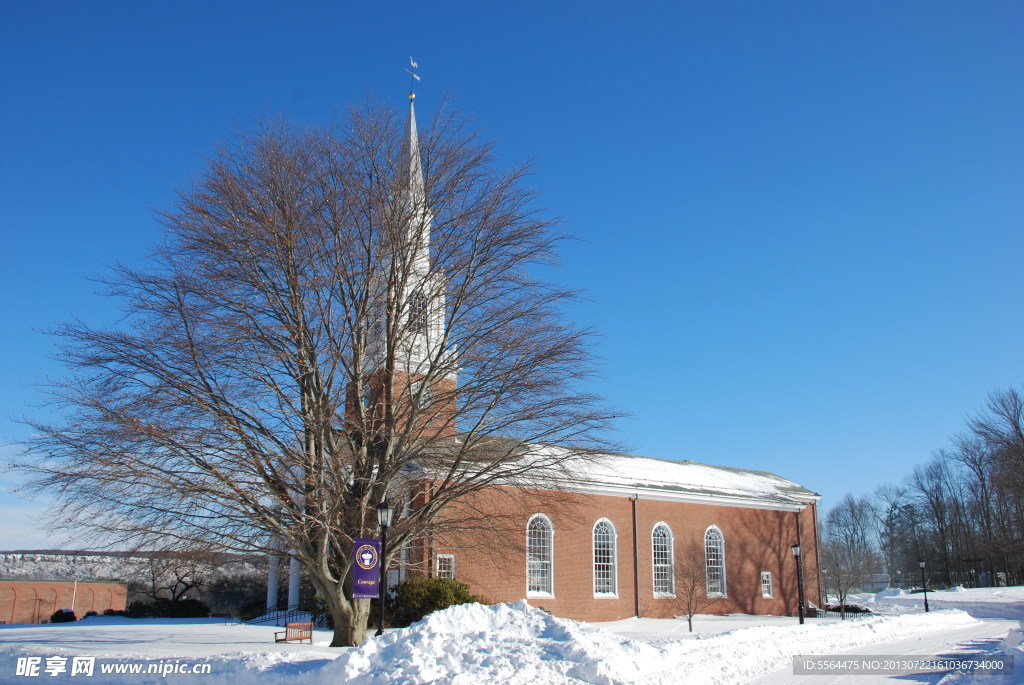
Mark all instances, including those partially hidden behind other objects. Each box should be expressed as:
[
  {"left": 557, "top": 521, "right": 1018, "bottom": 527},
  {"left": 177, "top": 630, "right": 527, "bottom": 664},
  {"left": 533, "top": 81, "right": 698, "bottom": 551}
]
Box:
[
  {"left": 403, "top": 57, "right": 426, "bottom": 205},
  {"left": 395, "top": 58, "right": 456, "bottom": 389},
  {"left": 401, "top": 58, "right": 431, "bottom": 266},
  {"left": 404, "top": 95, "right": 426, "bottom": 202}
]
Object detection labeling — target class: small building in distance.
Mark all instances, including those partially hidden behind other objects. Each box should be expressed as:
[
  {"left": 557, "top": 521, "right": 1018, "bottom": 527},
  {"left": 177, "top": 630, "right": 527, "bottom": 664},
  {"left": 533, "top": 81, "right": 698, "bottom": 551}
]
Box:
[{"left": 0, "top": 579, "right": 127, "bottom": 624}]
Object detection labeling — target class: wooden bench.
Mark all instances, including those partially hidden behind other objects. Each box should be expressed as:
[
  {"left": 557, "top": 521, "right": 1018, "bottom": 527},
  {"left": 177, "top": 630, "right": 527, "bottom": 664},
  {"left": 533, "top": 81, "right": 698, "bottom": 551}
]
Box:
[{"left": 274, "top": 622, "right": 313, "bottom": 644}]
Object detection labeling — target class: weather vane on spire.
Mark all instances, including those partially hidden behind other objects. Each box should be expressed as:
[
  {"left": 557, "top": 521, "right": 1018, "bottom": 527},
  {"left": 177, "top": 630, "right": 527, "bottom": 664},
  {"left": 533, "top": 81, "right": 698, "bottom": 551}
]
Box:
[{"left": 406, "top": 57, "right": 420, "bottom": 100}]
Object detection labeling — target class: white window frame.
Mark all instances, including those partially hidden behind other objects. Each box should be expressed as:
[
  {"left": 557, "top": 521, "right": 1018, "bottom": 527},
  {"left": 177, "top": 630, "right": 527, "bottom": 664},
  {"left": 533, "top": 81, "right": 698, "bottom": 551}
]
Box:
[
  {"left": 436, "top": 554, "right": 455, "bottom": 579},
  {"left": 410, "top": 380, "right": 432, "bottom": 408},
  {"left": 526, "top": 513, "right": 554, "bottom": 598},
  {"left": 593, "top": 518, "right": 618, "bottom": 598},
  {"left": 409, "top": 291, "right": 428, "bottom": 334},
  {"left": 705, "top": 525, "right": 727, "bottom": 598},
  {"left": 761, "top": 571, "right": 773, "bottom": 598},
  {"left": 652, "top": 522, "right": 675, "bottom": 598}
]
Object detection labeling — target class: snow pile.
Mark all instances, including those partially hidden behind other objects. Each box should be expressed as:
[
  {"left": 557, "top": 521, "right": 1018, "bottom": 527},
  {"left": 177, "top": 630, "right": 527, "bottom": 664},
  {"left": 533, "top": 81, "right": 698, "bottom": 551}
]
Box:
[
  {"left": 939, "top": 625, "right": 1024, "bottom": 685},
  {"left": 325, "top": 601, "right": 659, "bottom": 684},
  {"left": 324, "top": 601, "right": 983, "bottom": 685},
  {"left": 871, "top": 586, "right": 1024, "bottom": 620},
  {"left": 873, "top": 587, "right": 908, "bottom": 599}
]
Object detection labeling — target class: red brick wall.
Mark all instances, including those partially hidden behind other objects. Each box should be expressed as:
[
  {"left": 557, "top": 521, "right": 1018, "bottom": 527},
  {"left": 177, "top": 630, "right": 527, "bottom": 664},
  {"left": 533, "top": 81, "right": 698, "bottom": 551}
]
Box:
[
  {"left": 428, "top": 486, "right": 820, "bottom": 622},
  {"left": 347, "top": 372, "right": 458, "bottom": 441},
  {"left": 0, "top": 581, "right": 127, "bottom": 624},
  {"left": 801, "top": 501, "right": 823, "bottom": 607}
]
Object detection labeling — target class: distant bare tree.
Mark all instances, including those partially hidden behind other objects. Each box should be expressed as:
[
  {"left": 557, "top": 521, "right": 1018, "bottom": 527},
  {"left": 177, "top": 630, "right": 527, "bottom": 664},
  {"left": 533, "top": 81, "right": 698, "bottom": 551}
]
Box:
[
  {"left": 140, "top": 549, "right": 217, "bottom": 602},
  {"left": 872, "top": 483, "right": 909, "bottom": 583},
  {"left": 969, "top": 387, "right": 1024, "bottom": 496},
  {"left": 673, "top": 541, "right": 720, "bottom": 632},
  {"left": 908, "top": 455, "right": 958, "bottom": 584},
  {"left": 966, "top": 387, "right": 1024, "bottom": 584},
  {"left": 836, "top": 387, "right": 1024, "bottom": 593},
  {"left": 15, "top": 99, "right": 618, "bottom": 645},
  {"left": 822, "top": 494, "right": 880, "bottom": 618}
]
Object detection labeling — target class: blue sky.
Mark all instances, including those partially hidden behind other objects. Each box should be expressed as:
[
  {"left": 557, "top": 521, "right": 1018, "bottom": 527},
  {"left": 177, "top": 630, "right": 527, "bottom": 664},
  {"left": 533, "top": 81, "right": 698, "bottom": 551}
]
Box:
[{"left": 1, "top": 1, "right": 1022, "bottom": 549}]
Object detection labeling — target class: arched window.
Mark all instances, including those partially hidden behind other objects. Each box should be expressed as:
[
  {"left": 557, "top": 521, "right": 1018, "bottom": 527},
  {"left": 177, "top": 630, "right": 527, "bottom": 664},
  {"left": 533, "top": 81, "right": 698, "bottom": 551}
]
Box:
[
  {"left": 527, "top": 514, "right": 554, "bottom": 596},
  {"left": 705, "top": 525, "right": 727, "bottom": 597},
  {"left": 593, "top": 519, "right": 617, "bottom": 596},
  {"left": 652, "top": 523, "right": 674, "bottom": 597}
]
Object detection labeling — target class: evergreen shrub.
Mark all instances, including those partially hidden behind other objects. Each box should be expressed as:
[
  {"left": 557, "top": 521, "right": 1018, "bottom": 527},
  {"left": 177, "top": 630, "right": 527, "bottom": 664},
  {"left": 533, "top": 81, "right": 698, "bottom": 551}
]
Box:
[
  {"left": 124, "top": 598, "right": 210, "bottom": 618},
  {"left": 386, "top": 576, "right": 483, "bottom": 627}
]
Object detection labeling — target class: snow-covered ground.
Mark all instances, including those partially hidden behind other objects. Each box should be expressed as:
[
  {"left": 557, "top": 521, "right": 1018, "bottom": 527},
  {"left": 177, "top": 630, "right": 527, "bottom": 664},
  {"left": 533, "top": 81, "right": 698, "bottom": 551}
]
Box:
[{"left": 1, "top": 587, "right": 1020, "bottom": 684}]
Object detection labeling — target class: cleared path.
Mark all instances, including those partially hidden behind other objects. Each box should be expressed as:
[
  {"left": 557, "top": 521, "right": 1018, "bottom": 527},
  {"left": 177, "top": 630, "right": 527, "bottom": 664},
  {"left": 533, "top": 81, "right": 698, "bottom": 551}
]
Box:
[{"left": 750, "top": 618, "right": 1018, "bottom": 685}]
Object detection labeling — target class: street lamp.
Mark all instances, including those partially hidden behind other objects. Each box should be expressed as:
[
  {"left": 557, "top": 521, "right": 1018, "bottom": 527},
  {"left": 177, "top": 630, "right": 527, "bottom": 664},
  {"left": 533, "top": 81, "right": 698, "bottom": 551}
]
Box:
[
  {"left": 918, "top": 560, "right": 930, "bottom": 613},
  {"left": 375, "top": 500, "right": 393, "bottom": 637},
  {"left": 791, "top": 544, "right": 806, "bottom": 625}
]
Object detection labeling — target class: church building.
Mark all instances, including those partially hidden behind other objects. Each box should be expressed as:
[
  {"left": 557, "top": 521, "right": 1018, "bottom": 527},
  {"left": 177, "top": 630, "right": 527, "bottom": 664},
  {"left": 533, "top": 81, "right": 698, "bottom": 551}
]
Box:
[
  {"left": 269, "top": 83, "right": 822, "bottom": 624},
  {"left": 420, "top": 450, "right": 821, "bottom": 622}
]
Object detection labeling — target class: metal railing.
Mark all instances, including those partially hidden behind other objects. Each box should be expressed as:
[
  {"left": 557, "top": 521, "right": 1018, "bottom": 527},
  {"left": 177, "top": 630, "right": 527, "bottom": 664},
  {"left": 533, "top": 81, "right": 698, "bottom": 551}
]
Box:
[{"left": 242, "top": 608, "right": 311, "bottom": 626}]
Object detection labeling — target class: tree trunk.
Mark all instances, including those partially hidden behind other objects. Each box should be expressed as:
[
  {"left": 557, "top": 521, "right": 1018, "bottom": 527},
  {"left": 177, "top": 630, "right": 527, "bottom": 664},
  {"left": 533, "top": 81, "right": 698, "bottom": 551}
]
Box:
[
  {"left": 330, "top": 596, "right": 372, "bottom": 647},
  {"left": 307, "top": 571, "right": 373, "bottom": 648}
]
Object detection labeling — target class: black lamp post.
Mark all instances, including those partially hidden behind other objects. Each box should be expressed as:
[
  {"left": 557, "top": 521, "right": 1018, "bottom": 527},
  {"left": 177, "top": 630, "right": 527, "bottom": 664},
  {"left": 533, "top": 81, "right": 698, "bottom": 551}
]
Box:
[
  {"left": 375, "top": 500, "right": 393, "bottom": 637},
  {"left": 918, "top": 560, "right": 929, "bottom": 613},
  {"left": 791, "top": 544, "right": 806, "bottom": 624}
]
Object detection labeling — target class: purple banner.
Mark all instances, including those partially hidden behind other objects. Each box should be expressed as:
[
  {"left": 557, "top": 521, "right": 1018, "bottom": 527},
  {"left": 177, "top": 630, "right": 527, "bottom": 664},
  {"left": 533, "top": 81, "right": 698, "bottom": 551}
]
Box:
[{"left": 353, "top": 538, "right": 381, "bottom": 598}]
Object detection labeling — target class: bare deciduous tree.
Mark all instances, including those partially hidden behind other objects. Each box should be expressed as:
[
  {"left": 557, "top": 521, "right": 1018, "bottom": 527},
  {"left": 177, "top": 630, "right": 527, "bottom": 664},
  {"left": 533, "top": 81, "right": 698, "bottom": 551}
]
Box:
[
  {"left": 16, "top": 99, "right": 618, "bottom": 645},
  {"left": 139, "top": 549, "right": 217, "bottom": 602},
  {"left": 872, "top": 483, "right": 909, "bottom": 583},
  {"left": 832, "top": 387, "right": 1024, "bottom": 593},
  {"left": 969, "top": 387, "right": 1024, "bottom": 496},
  {"left": 673, "top": 541, "right": 720, "bottom": 632},
  {"left": 821, "top": 494, "right": 880, "bottom": 618}
]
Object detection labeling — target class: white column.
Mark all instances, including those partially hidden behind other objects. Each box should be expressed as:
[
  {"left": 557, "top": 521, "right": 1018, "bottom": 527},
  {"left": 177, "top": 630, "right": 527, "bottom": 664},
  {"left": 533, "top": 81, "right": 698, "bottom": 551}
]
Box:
[
  {"left": 266, "top": 539, "right": 280, "bottom": 611},
  {"left": 287, "top": 550, "right": 300, "bottom": 610}
]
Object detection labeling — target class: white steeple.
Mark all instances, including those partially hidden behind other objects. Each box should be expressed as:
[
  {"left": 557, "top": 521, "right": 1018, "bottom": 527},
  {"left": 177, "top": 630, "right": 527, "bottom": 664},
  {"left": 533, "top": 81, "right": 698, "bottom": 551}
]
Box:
[
  {"left": 399, "top": 57, "right": 432, "bottom": 273},
  {"left": 353, "top": 61, "right": 456, "bottom": 432},
  {"left": 394, "top": 64, "right": 450, "bottom": 378},
  {"left": 404, "top": 95, "right": 426, "bottom": 207},
  {"left": 401, "top": 92, "right": 433, "bottom": 276}
]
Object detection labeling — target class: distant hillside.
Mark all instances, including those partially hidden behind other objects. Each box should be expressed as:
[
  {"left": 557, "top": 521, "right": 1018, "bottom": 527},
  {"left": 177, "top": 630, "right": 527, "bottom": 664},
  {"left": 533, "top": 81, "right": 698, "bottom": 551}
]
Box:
[{"left": 0, "top": 551, "right": 263, "bottom": 584}]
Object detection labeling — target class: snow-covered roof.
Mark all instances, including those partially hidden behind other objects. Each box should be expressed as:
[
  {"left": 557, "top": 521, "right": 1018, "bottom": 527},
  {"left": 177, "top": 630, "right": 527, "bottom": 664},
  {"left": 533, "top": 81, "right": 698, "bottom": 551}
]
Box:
[
  {"left": 427, "top": 439, "right": 819, "bottom": 512},
  {"left": 559, "top": 451, "right": 819, "bottom": 511}
]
